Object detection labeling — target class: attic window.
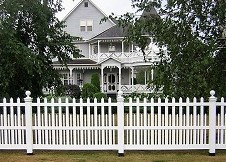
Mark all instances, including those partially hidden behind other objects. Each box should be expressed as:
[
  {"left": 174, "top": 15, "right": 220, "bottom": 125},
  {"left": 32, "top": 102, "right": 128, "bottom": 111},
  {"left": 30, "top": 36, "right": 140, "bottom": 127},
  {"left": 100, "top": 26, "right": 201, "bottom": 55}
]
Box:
[
  {"left": 80, "top": 20, "right": 93, "bottom": 31},
  {"left": 84, "top": 2, "right": 88, "bottom": 7}
]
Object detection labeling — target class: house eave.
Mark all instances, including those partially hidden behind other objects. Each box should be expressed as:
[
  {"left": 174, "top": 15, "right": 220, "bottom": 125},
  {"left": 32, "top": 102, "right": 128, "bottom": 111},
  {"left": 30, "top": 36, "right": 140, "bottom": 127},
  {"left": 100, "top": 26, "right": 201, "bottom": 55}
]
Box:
[{"left": 54, "top": 64, "right": 100, "bottom": 70}]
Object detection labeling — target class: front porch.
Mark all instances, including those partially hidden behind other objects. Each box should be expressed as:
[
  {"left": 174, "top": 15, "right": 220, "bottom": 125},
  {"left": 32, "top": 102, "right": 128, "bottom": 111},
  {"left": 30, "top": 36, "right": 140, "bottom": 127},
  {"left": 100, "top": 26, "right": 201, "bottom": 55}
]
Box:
[{"left": 52, "top": 58, "right": 155, "bottom": 95}]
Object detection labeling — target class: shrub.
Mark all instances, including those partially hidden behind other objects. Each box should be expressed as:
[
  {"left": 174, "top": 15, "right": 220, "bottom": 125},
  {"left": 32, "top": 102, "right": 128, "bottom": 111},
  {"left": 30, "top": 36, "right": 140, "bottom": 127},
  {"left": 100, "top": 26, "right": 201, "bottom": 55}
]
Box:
[
  {"left": 136, "top": 69, "right": 145, "bottom": 84},
  {"left": 64, "top": 84, "right": 81, "bottom": 99},
  {"left": 93, "top": 92, "right": 107, "bottom": 101},
  {"left": 82, "top": 83, "right": 98, "bottom": 98},
  {"left": 91, "top": 73, "right": 100, "bottom": 92}
]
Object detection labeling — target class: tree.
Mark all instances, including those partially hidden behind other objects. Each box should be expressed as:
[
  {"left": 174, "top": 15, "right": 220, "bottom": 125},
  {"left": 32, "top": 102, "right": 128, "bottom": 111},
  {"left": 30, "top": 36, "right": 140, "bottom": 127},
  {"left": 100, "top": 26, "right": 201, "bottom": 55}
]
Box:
[
  {"left": 64, "top": 84, "right": 81, "bottom": 99},
  {"left": 82, "top": 83, "right": 98, "bottom": 99},
  {"left": 111, "top": 0, "right": 226, "bottom": 98},
  {"left": 91, "top": 73, "right": 101, "bottom": 92},
  {"left": 0, "top": 0, "right": 80, "bottom": 98}
]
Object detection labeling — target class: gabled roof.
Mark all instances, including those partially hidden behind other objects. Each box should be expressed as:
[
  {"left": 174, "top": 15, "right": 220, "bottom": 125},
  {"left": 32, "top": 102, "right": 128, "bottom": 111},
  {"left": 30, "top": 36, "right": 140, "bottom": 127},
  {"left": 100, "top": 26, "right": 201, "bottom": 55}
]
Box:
[
  {"left": 62, "top": 0, "right": 115, "bottom": 25},
  {"left": 141, "top": 5, "right": 158, "bottom": 18},
  {"left": 91, "top": 6, "right": 158, "bottom": 40},
  {"left": 99, "top": 57, "right": 123, "bottom": 65},
  {"left": 92, "top": 24, "right": 127, "bottom": 39}
]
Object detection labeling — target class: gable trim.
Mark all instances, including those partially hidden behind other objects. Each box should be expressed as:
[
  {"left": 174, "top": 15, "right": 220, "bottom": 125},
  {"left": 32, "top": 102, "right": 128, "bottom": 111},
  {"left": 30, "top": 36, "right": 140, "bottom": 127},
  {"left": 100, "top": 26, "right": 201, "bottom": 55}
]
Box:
[
  {"left": 62, "top": 0, "right": 116, "bottom": 26},
  {"left": 99, "top": 57, "right": 123, "bottom": 65}
]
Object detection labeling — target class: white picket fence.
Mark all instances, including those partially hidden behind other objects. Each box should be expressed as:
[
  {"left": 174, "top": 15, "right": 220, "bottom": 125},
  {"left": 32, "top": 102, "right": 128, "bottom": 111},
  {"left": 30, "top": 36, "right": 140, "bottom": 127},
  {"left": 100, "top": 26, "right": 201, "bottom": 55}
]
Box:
[{"left": 0, "top": 90, "right": 225, "bottom": 156}]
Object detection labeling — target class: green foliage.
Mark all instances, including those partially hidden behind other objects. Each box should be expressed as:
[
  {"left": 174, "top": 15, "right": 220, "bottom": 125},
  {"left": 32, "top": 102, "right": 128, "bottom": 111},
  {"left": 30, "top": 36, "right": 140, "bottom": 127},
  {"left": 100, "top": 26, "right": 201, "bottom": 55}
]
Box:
[
  {"left": 93, "top": 92, "right": 107, "bottom": 101},
  {"left": 136, "top": 69, "right": 146, "bottom": 84},
  {"left": 91, "top": 73, "right": 100, "bottom": 92},
  {"left": 111, "top": 0, "right": 226, "bottom": 98},
  {"left": 0, "top": 0, "right": 80, "bottom": 98},
  {"left": 64, "top": 84, "right": 81, "bottom": 99},
  {"left": 82, "top": 83, "right": 98, "bottom": 98}
]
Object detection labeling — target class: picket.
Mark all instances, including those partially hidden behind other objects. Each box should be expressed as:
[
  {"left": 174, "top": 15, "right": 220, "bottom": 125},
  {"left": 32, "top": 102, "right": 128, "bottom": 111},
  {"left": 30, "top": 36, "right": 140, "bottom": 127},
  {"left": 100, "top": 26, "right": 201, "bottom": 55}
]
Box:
[{"left": 0, "top": 90, "right": 226, "bottom": 156}]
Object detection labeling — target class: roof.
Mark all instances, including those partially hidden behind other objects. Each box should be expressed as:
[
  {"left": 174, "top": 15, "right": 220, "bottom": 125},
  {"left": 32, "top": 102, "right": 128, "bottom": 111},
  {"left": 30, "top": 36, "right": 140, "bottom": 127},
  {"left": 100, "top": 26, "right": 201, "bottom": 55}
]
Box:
[
  {"left": 53, "top": 59, "right": 97, "bottom": 65},
  {"left": 141, "top": 6, "right": 158, "bottom": 18},
  {"left": 91, "top": 6, "right": 158, "bottom": 40},
  {"left": 92, "top": 25, "right": 125, "bottom": 39},
  {"left": 62, "top": 0, "right": 115, "bottom": 25}
]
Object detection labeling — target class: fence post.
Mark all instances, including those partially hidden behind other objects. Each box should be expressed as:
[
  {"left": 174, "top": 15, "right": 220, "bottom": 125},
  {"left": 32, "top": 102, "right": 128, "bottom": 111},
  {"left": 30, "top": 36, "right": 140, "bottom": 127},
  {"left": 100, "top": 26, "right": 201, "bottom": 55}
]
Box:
[
  {"left": 209, "top": 90, "right": 217, "bottom": 156},
  {"left": 117, "top": 90, "right": 124, "bottom": 156},
  {"left": 24, "top": 91, "right": 33, "bottom": 155}
]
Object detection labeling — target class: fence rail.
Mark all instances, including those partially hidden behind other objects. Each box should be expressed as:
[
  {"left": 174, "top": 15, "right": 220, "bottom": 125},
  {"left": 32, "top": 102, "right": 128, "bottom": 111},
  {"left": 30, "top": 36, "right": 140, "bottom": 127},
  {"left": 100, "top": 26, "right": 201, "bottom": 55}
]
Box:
[{"left": 0, "top": 90, "right": 225, "bottom": 156}]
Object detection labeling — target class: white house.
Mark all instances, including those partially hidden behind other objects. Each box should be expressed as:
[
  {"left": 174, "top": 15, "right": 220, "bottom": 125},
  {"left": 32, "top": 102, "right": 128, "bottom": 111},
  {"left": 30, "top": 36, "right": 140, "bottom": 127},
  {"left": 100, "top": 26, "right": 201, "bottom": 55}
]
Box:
[{"left": 52, "top": 0, "right": 160, "bottom": 95}]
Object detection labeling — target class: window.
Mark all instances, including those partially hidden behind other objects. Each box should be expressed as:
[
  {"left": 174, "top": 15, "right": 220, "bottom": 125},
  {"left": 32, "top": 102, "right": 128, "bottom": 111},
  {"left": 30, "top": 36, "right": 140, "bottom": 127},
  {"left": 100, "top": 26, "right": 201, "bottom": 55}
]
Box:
[
  {"left": 80, "top": 26, "right": 86, "bottom": 31},
  {"left": 87, "top": 20, "right": 93, "bottom": 31},
  {"left": 109, "top": 44, "right": 115, "bottom": 52},
  {"left": 80, "top": 20, "right": 86, "bottom": 31},
  {"left": 80, "top": 20, "right": 93, "bottom": 31},
  {"left": 62, "top": 73, "right": 69, "bottom": 85},
  {"left": 104, "top": 74, "right": 107, "bottom": 83},
  {"left": 93, "top": 45, "right": 98, "bottom": 54},
  {"left": 87, "top": 26, "right": 92, "bottom": 31},
  {"left": 84, "top": 2, "right": 88, "bottom": 7},
  {"left": 76, "top": 73, "right": 83, "bottom": 86}
]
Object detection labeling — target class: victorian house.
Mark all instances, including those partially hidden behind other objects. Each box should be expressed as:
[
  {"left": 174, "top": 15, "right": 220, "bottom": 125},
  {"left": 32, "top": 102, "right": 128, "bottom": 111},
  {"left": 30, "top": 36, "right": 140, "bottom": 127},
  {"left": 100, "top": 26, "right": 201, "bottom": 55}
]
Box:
[{"left": 52, "top": 0, "right": 159, "bottom": 95}]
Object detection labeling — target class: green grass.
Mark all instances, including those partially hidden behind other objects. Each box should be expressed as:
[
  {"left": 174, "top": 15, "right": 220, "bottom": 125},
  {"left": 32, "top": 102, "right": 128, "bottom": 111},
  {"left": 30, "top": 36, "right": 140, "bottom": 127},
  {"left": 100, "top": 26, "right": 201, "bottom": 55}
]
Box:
[{"left": 0, "top": 150, "right": 226, "bottom": 162}]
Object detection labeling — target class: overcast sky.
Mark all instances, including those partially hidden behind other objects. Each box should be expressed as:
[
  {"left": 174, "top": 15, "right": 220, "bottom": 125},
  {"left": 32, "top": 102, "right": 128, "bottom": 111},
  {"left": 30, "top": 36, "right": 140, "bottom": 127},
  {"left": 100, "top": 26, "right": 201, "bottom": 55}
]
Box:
[{"left": 57, "top": 0, "right": 135, "bottom": 20}]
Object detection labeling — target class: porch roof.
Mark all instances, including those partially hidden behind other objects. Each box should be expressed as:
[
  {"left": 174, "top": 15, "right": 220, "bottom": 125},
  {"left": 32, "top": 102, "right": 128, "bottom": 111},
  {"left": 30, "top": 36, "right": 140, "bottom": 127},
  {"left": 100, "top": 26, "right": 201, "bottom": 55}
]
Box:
[
  {"left": 53, "top": 59, "right": 97, "bottom": 65},
  {"left": 53, "top": 59, "right": 100, "bottom": 70}
]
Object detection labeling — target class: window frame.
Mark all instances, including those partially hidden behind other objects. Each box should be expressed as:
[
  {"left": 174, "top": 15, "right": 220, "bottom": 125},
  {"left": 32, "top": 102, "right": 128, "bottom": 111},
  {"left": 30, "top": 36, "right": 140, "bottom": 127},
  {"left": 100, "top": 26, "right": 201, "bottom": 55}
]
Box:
[
  {"left": 62, "top": 73, "right": 70, "bottom": 85},
  {"left": 84, "top": 2, "right": 88, "bottom": 7},
  {"left": 80, "top": 20, "right": 93, "bottom": 32}
]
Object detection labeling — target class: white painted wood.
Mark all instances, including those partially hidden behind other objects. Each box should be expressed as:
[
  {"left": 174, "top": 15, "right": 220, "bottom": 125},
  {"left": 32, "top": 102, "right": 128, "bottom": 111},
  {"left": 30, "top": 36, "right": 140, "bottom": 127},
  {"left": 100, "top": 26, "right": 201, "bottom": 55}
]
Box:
[
  {"left": 117, "top": 91, "right": 124, "bottom": 154},
  {"left": 24, "top": 91, "right": 33, "bottom": 154},
  {"left": 0, "top": 90, "right": 225, "bottom": 154},
  {"left": 172, "top": 98, "right": 176, "bottom": 145},
  {"left": 209, "top": 90, "right": 217, "bottom": 155}
]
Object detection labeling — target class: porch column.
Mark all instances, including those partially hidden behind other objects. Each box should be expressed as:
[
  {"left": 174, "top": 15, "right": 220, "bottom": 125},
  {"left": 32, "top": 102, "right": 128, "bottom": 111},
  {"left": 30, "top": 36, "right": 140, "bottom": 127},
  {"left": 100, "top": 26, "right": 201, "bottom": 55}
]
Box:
[
  {"left": 119, "top": 65, "right": 122, "bottom": 91},
  {"left": 147, "top": 69, "right": 150, "bottom": 82},
  {"left": 131, "top": 67, "right": 134, "bottom": 92},
  {"left": 69, "top": 68, "right": 73, "bottom": 84},
  {"left": 88, "top": 43, "right": 91, "bottom": 58},
  {"left": 101, "top": 65, "right": 104, "bottom": 93},
  {"left": 122, "top": 41, "right": 124, "bottom": 55},
  {"left": 97, "top": 40, "right": 100, "bottom": 63},
  {"left": 145, "top": 70, "right": 147, "bottom": 85},
  {"left": 151, "top": 69, "right": 154, "bottom": 81}
]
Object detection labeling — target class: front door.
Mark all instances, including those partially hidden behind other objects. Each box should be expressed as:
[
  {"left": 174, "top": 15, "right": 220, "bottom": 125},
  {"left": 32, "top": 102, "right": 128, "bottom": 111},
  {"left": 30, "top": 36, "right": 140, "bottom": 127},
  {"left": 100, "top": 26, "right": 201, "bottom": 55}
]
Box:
[{"left": 107, "top": 73, "right": 117, "bottom": 93}]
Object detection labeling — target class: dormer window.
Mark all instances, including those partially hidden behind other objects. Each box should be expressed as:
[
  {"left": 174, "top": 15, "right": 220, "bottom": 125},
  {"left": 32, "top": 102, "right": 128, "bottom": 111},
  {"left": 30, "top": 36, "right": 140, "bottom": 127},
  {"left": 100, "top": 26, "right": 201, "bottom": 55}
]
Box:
[{"left": 84, "top": 2, "right": 88, "bottom": 7}]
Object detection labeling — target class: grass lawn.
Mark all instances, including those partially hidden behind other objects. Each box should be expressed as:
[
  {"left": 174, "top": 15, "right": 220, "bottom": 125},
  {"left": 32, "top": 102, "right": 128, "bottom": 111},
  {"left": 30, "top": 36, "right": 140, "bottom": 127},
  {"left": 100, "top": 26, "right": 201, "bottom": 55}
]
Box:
[{"left": 0, "top": 150, "right": 226, "bottom": 162}]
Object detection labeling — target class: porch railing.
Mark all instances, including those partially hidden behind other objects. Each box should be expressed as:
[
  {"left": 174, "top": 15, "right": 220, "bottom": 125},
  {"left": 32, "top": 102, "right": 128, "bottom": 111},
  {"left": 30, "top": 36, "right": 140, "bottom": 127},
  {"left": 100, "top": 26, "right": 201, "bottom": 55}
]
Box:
[
  {"left": 90, "top": 51, "right": 160, "bottom": 63},
  {"left": 120, "top": 84, "right": 154, "bottom": 93}
]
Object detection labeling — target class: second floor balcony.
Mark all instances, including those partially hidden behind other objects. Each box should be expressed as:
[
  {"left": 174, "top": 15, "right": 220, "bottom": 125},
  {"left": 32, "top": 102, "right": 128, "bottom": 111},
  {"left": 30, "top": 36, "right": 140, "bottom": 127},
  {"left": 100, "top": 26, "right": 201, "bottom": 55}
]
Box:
[
  {"left": 90, "top": 51, "right": 160, "bottom": 64},
  {"left": 88, "top": 39, "right": 160, "bottom": 64}
]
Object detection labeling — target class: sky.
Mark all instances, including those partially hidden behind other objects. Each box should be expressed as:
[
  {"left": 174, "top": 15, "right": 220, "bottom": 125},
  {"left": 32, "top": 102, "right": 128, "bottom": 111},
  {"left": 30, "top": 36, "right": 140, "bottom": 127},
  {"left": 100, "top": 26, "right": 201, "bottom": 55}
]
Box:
[{"left": 57, "top": 0, "right": 135, "bottom": 20}]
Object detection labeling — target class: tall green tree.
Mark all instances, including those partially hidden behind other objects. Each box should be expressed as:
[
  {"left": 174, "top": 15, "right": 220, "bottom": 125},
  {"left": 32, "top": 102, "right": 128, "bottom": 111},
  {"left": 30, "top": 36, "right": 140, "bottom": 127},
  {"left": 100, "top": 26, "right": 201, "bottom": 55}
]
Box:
[
  {"left": 112, "top": 0, "right": 226, "bottom": 98},
  {"left": 0, "top": 0, "right": 80, "bottom": 98}
]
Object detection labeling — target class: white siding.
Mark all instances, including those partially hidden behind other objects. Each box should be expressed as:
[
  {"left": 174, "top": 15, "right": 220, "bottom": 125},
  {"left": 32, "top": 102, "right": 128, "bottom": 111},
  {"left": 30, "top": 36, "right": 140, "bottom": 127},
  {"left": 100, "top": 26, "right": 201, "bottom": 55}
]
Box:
[
  {"left": 76, "top": 43, "right": 89, "bottom": 58},
  {"left": 64, "top": 0, "right": 114, "bottom": 40}
]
